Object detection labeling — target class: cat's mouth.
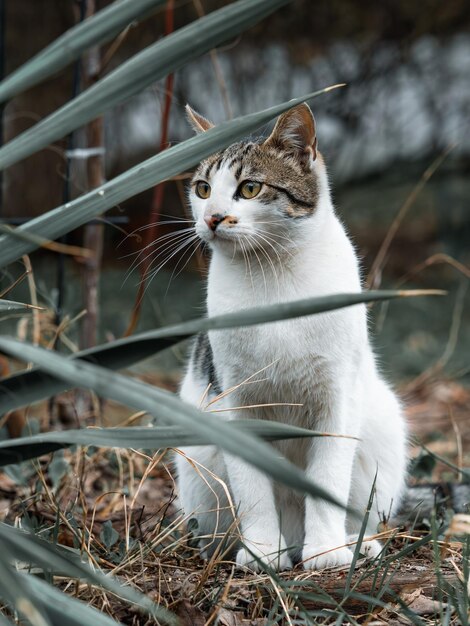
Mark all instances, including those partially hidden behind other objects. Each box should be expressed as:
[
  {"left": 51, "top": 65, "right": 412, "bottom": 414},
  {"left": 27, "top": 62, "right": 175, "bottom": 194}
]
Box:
[{"left": 197, "top": 222, "right": 242, "bottom": 244}]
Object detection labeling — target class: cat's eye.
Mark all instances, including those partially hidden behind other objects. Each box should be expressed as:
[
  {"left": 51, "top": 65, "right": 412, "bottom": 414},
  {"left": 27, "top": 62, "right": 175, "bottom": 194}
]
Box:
[
  {"left": 239, "top": 180, "right": 262, "bottom": 199},
  {"left": 195, "top": 181, "right": 211, "bottom": 199}
]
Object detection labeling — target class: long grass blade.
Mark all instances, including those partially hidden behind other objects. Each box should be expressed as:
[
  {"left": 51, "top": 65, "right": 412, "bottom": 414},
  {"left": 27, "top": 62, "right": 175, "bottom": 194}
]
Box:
[
  {"left": 0, "top": 337, "right": 349, "bottom": 508},
  {"left": 0, "top": 87, "right": 341, "bottom": 268},
  {"left": 0, "top": 541, "right": 51, "bottom": 626},
  {"left": 0, "top": 0, "right": 166, "bottom": 104},
  {"left": 0, "top": 299, "right": 43, "bottom": 312},
  {"left": 0, "top": 0, "right": 292, "bottom": 172},
  {"left": 344, "top": 473, "right": 377, "bottom": 595},
  {"left": 0, "top": 612, "right": 13, "bottom": 625},
  {"left": 0, "top": 420, "right": 341, "bottom": 466},
  {"left": 0, "top": 523, "right": 177, "bottom": 625},
  {"left": 12, "top": 574, "right": 125, "bottom": 626},
  {"left": 0, "top": 290, "right": 443, "bottom": 414}
]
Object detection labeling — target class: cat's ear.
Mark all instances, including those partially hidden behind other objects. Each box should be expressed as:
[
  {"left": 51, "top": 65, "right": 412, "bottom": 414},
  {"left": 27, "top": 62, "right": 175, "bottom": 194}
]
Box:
[
  {"left": 185, "top": 104, "right": 215, "bottom": 133},
  {"left": 264, "top": 103, "right": 317, "bottom": 165}
]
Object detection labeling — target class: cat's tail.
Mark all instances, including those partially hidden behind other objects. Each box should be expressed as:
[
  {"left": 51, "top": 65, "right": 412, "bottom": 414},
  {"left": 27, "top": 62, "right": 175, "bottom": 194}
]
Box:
[{"left": 394, "top": 482, "right": 469, "bottom": 526}]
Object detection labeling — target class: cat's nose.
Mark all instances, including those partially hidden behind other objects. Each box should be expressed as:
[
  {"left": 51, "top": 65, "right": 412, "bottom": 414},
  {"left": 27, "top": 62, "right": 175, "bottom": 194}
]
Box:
[
  {"left": 204, "top": 213, "right": 238, "bottom": 231},
  {"left": 204, "top": 213, "right": 224, "bottom": 231}
]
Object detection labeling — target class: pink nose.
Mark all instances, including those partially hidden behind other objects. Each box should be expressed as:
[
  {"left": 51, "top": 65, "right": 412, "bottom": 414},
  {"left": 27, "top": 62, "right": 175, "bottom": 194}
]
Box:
[
  {"left": 204, "top": 214, "right": 238, "bottom": 232},
  {"left": 204, "top": 213, "right": 224, "bottom": 231}
]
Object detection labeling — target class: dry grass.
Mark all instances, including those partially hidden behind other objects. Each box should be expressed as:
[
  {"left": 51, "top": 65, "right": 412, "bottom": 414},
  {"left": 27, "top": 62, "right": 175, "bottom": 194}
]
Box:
[{"left": 0, "top": 376, "right": 468, "bottom": 625}]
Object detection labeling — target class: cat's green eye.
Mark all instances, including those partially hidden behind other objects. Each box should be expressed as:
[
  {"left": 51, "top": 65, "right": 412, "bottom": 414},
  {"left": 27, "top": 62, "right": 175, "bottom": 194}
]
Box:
[
  {"left": 239, "top": 180, "right": 262, "bottom": 199},
  {"left": 195, "top": 181, "right": 211, "bottom": 199}
]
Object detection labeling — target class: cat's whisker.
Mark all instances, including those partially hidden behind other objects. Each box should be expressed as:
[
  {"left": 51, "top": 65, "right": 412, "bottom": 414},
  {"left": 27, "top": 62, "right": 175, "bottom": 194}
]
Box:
[
  {"left": 255, "top": 231, "right": 287, "bottom": 285},
  {"left": 253, "top": 233, "right": 287, "bottom": 269},
  {"left": 124, "top": 230, "right": 196, "bottom": 282},
  {"left": 244, "top": 234, "right": 269, "bottom": 298},
  {"left": 253, "top": 228, "right": 295, "bottom": 258},
  {"left": 143, "top": 234, "right": 200, "bottom": 287},
  {"left": 146, "top": 233, "right": 200, "bottom": 277},
  {"left": 262, "top": 231, "right": 297, "bottom": 249},
  {"left": 247, "top": 232, "right": 283, "bottom": 297},
  {"left": 258, "top": 241, "right": 283, "bottom": 297},
  {"left": 159, "top": 212, "right": 195, "bottom": 222},
  {"left": 251, "top": 232, "right": 293, "bottom": 291},
  {"left": 133, "top": 219, "right": 195, "bottom": 233},
  {"left": 249, "top": 234, "right": 279, "bottom": 295},
  {"left": 164, "top": 240, "right": 199, "bottom": 293},
  {"left": 239, "top": 236, "right": 254, "bottom": 291},
  {"left": 117, "top": 219, "right": 195, "bottom": 248},
  {"left": 252, "top": 220, "right": 290, "bottom": 227},
  {"left": 165, "top": 238, "right": 202, "bottom": 294},
  {"left": 142, "top": 241, "right": 196, "bottom": 294},
  {"left": 134, "top": 228, "right": 196, "bottom": 263},
  {"left": 243, "top": 241, "right": 254, "bottom": 288},
  {"left": 251, "top": 221, "right": 297, "bottom": 243},
  {"left": 123, "top": 227, "right": 196, "bottom": 269}
]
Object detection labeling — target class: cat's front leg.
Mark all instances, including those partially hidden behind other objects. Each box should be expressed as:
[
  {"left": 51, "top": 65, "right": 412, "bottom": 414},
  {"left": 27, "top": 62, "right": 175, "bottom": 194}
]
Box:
[
  {"left": 302, "top": 418, "right": 359, "bottom": 570},
  {"left": 223, "top": 451, "right": 292, "bottom": 571}
]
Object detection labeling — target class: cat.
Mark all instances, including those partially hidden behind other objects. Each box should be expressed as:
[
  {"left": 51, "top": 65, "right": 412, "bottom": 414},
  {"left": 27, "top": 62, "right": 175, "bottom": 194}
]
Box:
[{"left": 175, "top": 102, "right": 407, "bottom": 571}]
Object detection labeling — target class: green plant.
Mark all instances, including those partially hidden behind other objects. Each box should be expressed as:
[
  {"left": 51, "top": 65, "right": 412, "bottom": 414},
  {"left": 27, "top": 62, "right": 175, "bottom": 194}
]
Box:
[{"left": 0, "top": 0, "right": 452, "bottom": 623}]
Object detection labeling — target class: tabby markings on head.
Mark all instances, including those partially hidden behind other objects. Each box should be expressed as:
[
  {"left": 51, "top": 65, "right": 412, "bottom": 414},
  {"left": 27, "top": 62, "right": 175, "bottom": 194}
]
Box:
[
  {"left": 196, "top": 141, "right": 318, "bottom": 219},
  {"left": 188, "top": 102, "right": 320, "bottom": 220}
]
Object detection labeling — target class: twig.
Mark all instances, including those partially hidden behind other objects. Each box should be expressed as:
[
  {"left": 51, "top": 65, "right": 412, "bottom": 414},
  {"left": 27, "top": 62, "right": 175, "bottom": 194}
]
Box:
[
  {"left": 22, "top": 255, "right": 40, "bottom": 347},
  {"left": 366, "top": 146, "right": 455, "bottom": 290},
  {"left": 99, "top": 24, "right": 132, "bottom": 74},
  {"left": 0, "top": 270, "right": 29, "bottom": 298},
  {"left": 406, "top": 281, "right": 467, "bottom": 391},
  {"left": 81, "top": 0, "right": 105, "bottom": 351},
  {"left": 448, "top": 407, "right": 463, "bottom": 483},
  {"left": 124, "top": 0, "right": 175, "bottom": 337},
  {"left": 0, "top": 223, "right": 93, "bottom": 258},
  {"left": 395, "top": 253, "right": 470, "bottom": 287},
  {"left": 192, "top": 0, "right": 233, "bottom": 119}
]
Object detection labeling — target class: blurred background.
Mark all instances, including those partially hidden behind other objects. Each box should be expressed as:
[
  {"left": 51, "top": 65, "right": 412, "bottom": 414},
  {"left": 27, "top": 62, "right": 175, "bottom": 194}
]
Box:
[{"left": 1, "top": 0, "right": 469, "bottom": 386}]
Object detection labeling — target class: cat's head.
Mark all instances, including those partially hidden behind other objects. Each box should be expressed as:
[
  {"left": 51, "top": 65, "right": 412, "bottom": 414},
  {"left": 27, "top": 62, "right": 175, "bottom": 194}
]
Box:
[{"left": 187, "top": 103, "right": 325, "bottom": 255}]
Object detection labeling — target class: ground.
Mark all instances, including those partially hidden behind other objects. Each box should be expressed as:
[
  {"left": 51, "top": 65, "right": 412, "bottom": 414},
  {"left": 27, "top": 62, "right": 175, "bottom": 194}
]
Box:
[{"left": 0, "top": 376, "right": 468, "bottom": 625}]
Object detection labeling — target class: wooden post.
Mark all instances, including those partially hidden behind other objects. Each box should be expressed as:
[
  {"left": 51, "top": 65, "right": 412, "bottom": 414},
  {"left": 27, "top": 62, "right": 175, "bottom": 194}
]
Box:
[{"left": 81, "top": 0, "right": 104, "bottom": 350}]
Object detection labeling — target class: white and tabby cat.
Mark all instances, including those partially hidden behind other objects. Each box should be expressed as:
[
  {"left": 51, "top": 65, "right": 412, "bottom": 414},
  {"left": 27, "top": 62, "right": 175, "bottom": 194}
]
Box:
[{"left": 175, "top": 103, "right": 407, "bottom": 571}]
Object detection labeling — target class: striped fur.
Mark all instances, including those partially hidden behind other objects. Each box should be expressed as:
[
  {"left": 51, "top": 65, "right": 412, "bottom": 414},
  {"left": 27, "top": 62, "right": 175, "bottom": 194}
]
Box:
[{"left": 193, "top": 139, "right": 319, "bottom": 219}]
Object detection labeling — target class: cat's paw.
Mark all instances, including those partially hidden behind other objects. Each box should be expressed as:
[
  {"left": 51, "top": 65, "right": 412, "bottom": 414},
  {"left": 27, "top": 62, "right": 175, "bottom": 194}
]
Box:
[
  {"left": 236, "top": 542, "right": 292, "bottom": 572},
  {"left": 346, "top": 535, "right": 383, "bottom": 560},
  {"left": 302, "top": 545, "right": 353, "bottom": 570},
  {"left": 360, "top": 539, "right": 382, "bottom": 559}
]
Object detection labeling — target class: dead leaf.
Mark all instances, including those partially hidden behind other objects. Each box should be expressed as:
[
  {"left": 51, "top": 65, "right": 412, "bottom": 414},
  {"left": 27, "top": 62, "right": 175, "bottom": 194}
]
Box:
[
  {"left": 218, "top": 608, "right": 244, "bottom": 625},
  {"left": 408, "top": 595, "right": 447, "bottom": 616},
  {"left": 176, "top": 599, "right": 205, "bottom": 626}
]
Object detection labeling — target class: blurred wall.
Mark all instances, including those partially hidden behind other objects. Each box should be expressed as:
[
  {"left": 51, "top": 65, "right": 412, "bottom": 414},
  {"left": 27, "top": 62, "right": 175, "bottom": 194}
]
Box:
[{"left": 2, "top": 1, "right": 75, "bottom": 218}]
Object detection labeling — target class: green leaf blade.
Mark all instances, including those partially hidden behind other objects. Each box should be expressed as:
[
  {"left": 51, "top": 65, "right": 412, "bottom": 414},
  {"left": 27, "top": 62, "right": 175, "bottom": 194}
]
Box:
[
  {"left": 0, "top": 290, "right": 441, "bottom": 415},
  {"left": 0, "top": 523, "right": 177, "bottom": 625},
  {"left": 0, "top": 0, "right": 292, "bottom": 172},
  {"left": 0, "top": 421, "right": 336, "bottom": 467},
  {"left": 0, "top": 299, "right": 41, "bottom": 312},
  {"left": 0, "top": 87, "right": 339, "bottom": 268},
  {"left": 0, "top": 337, "right": 347, "bottom": 508},
  {"left": 14, "top": 574, "right": 125, "bottom": 626},
  {"left": 0, "top": 0, "right": 167, "bottom": 104}
]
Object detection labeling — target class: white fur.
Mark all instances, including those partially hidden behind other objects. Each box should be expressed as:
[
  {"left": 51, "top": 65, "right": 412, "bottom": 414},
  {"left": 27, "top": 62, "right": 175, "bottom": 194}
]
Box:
[{"left": 176, "top": 155, "right": 407, "bottom": 571}]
